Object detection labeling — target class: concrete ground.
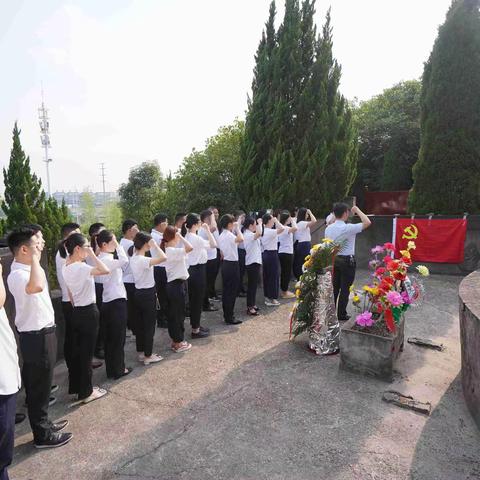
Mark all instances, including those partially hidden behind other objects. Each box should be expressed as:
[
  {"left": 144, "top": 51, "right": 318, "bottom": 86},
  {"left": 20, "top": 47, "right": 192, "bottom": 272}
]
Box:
[{"left": 10, "top": 272, "right": 480, "bottom": 480}]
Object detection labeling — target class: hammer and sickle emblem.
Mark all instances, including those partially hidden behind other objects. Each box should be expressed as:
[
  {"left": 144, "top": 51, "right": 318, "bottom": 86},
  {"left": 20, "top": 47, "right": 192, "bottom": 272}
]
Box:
[{"left": 402, "top": 224, "right": 418, "bottom": 240}]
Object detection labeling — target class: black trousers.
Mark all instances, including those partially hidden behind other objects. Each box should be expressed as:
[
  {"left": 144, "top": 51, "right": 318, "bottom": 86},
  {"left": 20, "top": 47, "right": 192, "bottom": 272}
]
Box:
[
  {"left": 70, "top": 304, "right": 99, "bottom": 399},
  {"left": 18, "top": 327, "right": 56, "bottom": 441},
  {"left": 262, "top": 250, "right": 280, "bottom": 300},
  {"left": 62, "top": 301, "right": 74, "bottom": 376},
  {"left": 102, "top": 298, "right": 127, "bottom": 378},
  {"left": 333, "top": 255, "right": 356, "bottom": 320},
  {"left": 0, "top": 393, "right": 16, "bottom": 479},
  {"left": 188, "top": 264, "right": 206, "bottom": 329},
  {"left": 166, "top": 280, "right": 186, "bottom": 342},
  {"left": 293, "top": 241, "right": 311, "bottom": 280},
  {"left": 222, "top": 260, "right": 240, "bottom": 322},
  {"left": 278, "top": 253, "right": 294, "bottom": 292},
  {"left": 154, "top": 267, "right": 169, "bottom": 323},
  {"left": 238, "top": 248, "right": 246, "bottom": 293},
  {"left": 246, "top": 263, "right": 261, "bottom": 308},
  {"left": 124, "top": 282, "right": 138, "bottom": 334},
  {"left": 205, "top": 254, "right": 220, "bottom": 301},
  {"left": 134, "top": 287, "right": 157, "bottom": 356},
  {"left": 94, "top": 282, "right": 104, "bottom": 355}
]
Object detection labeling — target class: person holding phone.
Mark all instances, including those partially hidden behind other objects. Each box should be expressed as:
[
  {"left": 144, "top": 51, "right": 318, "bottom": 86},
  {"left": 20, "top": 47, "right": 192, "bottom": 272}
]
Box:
[{"left": 293, "top": 208, "right": 317, "bottom": 280}]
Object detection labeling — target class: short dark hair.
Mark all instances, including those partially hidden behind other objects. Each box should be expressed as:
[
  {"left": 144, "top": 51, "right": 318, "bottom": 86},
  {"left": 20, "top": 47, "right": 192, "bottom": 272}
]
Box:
[
  {"left": 219, "top": 214, "right": 234, "bottom": 233},
  {"left": 333, "top": 202, "right": 349, "bottom": 219},
  {"left": 200, "top": 209, "right": 213, "bottom": 222},
  {"left": 174, "top": 213, "right": 186, "bottom": 224},
  {"left": 64, "top": 233, "right": 88, "bottom": 256},
  {"left": 61, "top": 222, "right": 80, "bottom": 239},
  {"left": 242, "top": 216, "right": 256, "bottom": 233},
  {"left": 153, "top": 213, "right": 168, "bottom": 227},
  {"left": 22, "top": 223, "right": 42, "bottom": 234},
  {"left": 122, "top": 219, "right": 138, "bottom": 233},
  {"left": 88, "top": 222, "right": 104, "bottom": 237},
  {"left": 7, "top": 227, "right": 36, "bottom": 255}
]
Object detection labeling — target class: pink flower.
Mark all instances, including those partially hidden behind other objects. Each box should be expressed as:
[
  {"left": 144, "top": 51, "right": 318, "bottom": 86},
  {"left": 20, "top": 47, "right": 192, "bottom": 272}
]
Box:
[
  {"left": 383, "top": 242, "right": 395, "bottom": 251},
  {"left": 401, "top": 291, "right": 412, "bottom": 305},
  {"left": 386, "top": 291, "right": 403, "bottom": 307},
  {"left": 371, "top": 245, "right": 385, "bottom": 254},
  {"left": 369, "top": 259, "right": 379, "bottom": 269},
  {"left": 356, "top": 311, "right": 374, "bottom": 327}
]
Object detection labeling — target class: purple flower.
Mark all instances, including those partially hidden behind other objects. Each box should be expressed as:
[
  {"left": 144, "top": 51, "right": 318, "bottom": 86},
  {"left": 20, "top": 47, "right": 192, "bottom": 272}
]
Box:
[
  {"left": 371, "top": 245, "right": 385, "bottom": 254},
  {"left": 401, "top": 290, "right": 412, "bottom": 305},
  {"left": 369, "top": 259, "right": 379, "bottom": 269},
  {"left": 386, "top": 291, "right": 403, "bottom": 307},
  {"left": 356, "top": 311, "right": 374, "bottom": 327}
]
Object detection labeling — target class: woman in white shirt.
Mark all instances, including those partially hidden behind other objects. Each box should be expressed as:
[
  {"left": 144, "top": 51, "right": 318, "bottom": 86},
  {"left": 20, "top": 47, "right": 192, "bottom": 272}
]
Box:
[
  {"left": 293, "top": 208, "right": 317, "bottom": 280},
  {"left": 278, "top": 211, "right": 298, "bottom": 299},
  {"left": 97, "top": 230, "right": 132, "bottom": 380},
  {"left": 129, "top": 232, "right": 167, "bottom": 366},
  {"left": 161, "top": 226, "right": 193, "bottom": 353},
  {"left": 261, "top": 214, "right": 285, "bottom": 306},
  {"left": 217, "top": 215, "right": 244, "bottom": 324},
  {"left": 242, "top": 216, "right": 263, "bottom": 316},
  {"left": 185, "top": 214, "right": 217, "bottom": 339},
  {"left": 63, "top": 233, "right": 110, "bottom": 404}
]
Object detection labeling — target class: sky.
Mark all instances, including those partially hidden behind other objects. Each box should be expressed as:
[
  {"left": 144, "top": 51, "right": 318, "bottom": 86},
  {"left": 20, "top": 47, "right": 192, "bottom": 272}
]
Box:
[{"left": 0, "top": 0, "right": 453, "bottom": 194}]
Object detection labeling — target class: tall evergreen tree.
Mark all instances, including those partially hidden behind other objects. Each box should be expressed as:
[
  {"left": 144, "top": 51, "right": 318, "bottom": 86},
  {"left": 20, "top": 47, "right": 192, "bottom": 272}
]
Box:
[{"left": 409, "top": 0, "right": 480, "bottom": 214}]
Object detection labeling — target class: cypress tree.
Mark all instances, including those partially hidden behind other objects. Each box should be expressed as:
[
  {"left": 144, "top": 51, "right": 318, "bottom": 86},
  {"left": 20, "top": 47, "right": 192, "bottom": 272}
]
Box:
[{"left": 409, "top": 0, "right": 480, "bottom": 214}]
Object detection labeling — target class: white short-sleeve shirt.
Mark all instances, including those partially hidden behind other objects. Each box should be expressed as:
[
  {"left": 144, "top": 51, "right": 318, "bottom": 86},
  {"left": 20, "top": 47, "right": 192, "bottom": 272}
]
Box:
[
  {"left": 7, "top": 261, "right": 55, "bottom": 332},
  {"left": 294, "top": 221, "right": 311, "bottom": 243},
  {"left": 130, "top": 255, "right": 155, "bottom": 289},
  {"left": 63, "top": 262, "right": 96, "bottom": 307},
  {"left": 199, "top": 229, "right": 219, "bottom": 261},
  {"left": 0, "top": 308, "right": 21, "bottom": 395},
  {"left": 261, "top": 228, "right": 279, "bottom": 251},
  {"left": 325, "top": 220, "right": 363, "bottom": 256},
  {"left": 165, "top": 247, "right": 189, "bottom": 282},
  {"left": 120, "top": 238, "right": 135, "bottom": 283},
  {"left": 218, "top": 230, "right": 239, "bottom": 261},
  {"left": 278, "top": 228, "right": 294, "bottom": 254},
  {"left": 185, "top": 232, "right": 210, "bottom": 266},
  {"left": 150, "top": 229, "right": 166, "bottom": 269},
  {"left": 98, "top": 247, "right": 128, "bottom": 302},
  {"left": 55, "top": 250, "right": 69, "bottom": 302},
  {"left": 243, "top": 230, "right": 262, "bottom": 265}
]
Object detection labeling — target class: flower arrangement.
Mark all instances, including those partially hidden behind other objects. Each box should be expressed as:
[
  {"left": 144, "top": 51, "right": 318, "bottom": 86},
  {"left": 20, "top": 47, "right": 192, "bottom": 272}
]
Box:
[
  {"left": 351, "top": 241, "right": 429, "bottom": 335},
  {"left": 290, "top": 238, "right": 341, "bottom": 337}
]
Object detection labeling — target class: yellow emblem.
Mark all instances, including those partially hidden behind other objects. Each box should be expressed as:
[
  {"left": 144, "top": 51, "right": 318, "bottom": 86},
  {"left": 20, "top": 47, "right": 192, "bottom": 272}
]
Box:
[{"left": 402, "top": 224, "right": 418, "bottom": 240}]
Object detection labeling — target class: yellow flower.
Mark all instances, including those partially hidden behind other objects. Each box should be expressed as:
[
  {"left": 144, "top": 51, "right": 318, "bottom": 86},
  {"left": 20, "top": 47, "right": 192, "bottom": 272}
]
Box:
[
  {"left": 416, "top": 265, "right": 429, "bottom": 277},
  {"left": 352, "top": 295, "right": 360, "bottom": 303},
  {"left": 400, "top": 250, "right": 411, "bottom": 259},
  {"left": 407, "top": 241, "right": 416, "bottom": 250},
  {"left": 322, "top": 238, "right": 333, "bottom": 244},
  {"left": 362, "top": 285, "right": 379, "bottom": 296},
  {"left": 312, "top": 244, "right": 320, "bottom": 250},
  {"left": 349, "top": 284, "right": 355, "bottom": 293},
  {"left": 295, "top": 289, "right": 301, "bottom": 298},
  {"left": 305, "top": 255, "right": 311, "bottom": 261}
]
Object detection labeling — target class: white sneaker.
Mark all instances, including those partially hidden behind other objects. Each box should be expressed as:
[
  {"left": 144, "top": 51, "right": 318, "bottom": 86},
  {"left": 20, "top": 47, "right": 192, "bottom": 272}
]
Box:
[
  {"left": 265, "top": 299, "right": 279, "bottom": 307},
  {"left": 271, "top": 299, "right": 280, "bottom": 306},
  {"left": 138, "top": 353, "right": 145, "bottom": 362},
  {"left": 281, "top": 291, "right": 295, "bottom": 299},
  {"left": 82, "top": 387, "right": 107, "bottom": 404},
  {"left": 172, "top": 342, "right": 192, "bottom": 353},
  {"left": 144, "top": 354, "right": 164, "bottom": 366}
]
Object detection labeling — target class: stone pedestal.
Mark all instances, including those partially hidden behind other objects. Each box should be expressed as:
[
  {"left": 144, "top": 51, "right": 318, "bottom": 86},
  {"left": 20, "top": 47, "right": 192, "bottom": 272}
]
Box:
[{"left": 339, "top": 316, "right": 405, "bottom": 382}]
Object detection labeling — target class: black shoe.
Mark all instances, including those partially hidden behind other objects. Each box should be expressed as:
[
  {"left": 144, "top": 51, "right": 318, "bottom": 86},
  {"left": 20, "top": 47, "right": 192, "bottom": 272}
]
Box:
[
  {"left": 91, "top": 360, "right": 103, "bottom": 369},
  {"left": 191, "top": 329, "right": 210, "bottom": 339},
  {"left": 199, "top": 325, "right": 210, "bottom": 333},
  {"left": 338, "top": 315, "right": 351, "bottom": 322},
  {"left": 15, "top": 413, "right": 26, "bottom": 425},
  {"left": 51, "top": 420, "right": 69, "bottom": 432},
  {"left": 157, "top": 320, "right": 168, "bottom": 328},
  {"left": 35, "top": 432, "right": 73, "bottom": 449},
  {"left": 203, "top": 305, "right": 219, "bottom": 312},
  {"left": 210, "top": 296, "right": 221, "bottom": 302},
  {"left": 225, "top": 319, "right": 243, "bottom": 325},
  {"left": 113, "top": 367, "right": 133, "bottom": 380},
  {"left": 50, "top": 384, "right": 59, "bottom": 394},
  {"left": 238, "top": 291, "right": 247, "bottom": 298},
  {"left": 49, "top": 396, "right": 57, "bottom": 407},
  {"left": 185, "top": 310, "right": 191, "bottom": 318},
  {"left": 94, "top": 350, "right": 105, "bottom": 360}
]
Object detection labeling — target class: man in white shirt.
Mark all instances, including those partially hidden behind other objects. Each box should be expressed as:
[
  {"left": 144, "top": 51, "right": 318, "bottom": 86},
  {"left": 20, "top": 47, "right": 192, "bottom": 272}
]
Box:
[
  {"left": 325, "top": 203, "right": 371, "bottom": 321},
  {"left": 0, "top": 262, "right": 21, "bottom": 480},
  {"left": 7, "top": 226, "right": 72, "bottom": 449}
]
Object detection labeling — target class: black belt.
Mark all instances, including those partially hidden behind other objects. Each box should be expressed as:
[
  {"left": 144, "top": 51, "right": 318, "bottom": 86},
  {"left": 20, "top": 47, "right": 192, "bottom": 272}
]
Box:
[
  {"left": 19, "top": 325, "right": 56, "bottom": 335},
  {"left": 189, "top": 264, "right": 206, "bottom": 269},
  {"left": 337, "top": 255, "right": 355, "bottom": 259}
]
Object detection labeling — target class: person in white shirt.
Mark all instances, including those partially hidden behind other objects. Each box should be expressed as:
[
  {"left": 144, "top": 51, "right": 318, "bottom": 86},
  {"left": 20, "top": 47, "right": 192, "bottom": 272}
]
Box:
[
  {"left": 199, "top": 209, "right": 219, "bottom": 312},
  {"left": 206, "top": 206, "right": 222, "bottom": 303},
  {"left": 56, "top": 222, "right": 81, "bottom": 378},
  {"left": 151, "top": 213, "right": 169, "bottom": 328},
  {"left": 235, "top": 211, "right": 247, "bottom": 297},
  {"left": 7, "top": 226, "right": 72, "bottom": 448},
  {"left": 242, "top": 216, "right": 263, "bottom": 316},
  {"left": 63, "top": 233, "right": 110, "bottom": 404},
  {"left": 325, "top": 203, "right": 371, "bottom": 321},
  {"left": 88, "top": 222, "right": 106, "bottom": 360},
  {"left": 278, "top": 211, "right": 298, "bottom": 299},
  {"left": 161, "top": 226, "right": 193, "bottom": 352},
  {"left": 0, "top": 261, "right": 21, "bottom": 476},
  {"left": 97, "top": 230, "right": 132, "bottom": 380},
  {"left": 185, "top": 214, "right": 217, "bottom": 339},
  {"left": 293, "top": 208, "right": 317, "bottom": 280},
  {"left": 120, "top": 219, "right": 139, "bottom": 336},
  {"left": 217, "top": 215, "right": 244, "bottom": 325},
  {"left": 129, "top": 232, "right": 167, "bottom": 365},
  {"left": 260, "top": 214, "right": 285, "bottom": 306}
]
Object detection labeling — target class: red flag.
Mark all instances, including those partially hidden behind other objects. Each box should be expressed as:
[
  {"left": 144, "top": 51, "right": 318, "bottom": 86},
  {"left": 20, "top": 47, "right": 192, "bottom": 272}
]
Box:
[{"left": 394, "top": 218, "right": 467, "bottom": 264}]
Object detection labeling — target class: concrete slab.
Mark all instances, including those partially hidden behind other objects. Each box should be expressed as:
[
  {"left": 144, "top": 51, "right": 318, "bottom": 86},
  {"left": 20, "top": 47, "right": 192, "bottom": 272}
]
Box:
[{"left": 10, "top": 272, "right": 480, "bottom": 480}]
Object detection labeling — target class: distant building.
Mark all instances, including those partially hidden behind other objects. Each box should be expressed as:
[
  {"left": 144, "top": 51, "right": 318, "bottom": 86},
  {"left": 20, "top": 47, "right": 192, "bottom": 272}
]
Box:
[{"left": 53, "top": 191, "right": 119, "bottom": 223}]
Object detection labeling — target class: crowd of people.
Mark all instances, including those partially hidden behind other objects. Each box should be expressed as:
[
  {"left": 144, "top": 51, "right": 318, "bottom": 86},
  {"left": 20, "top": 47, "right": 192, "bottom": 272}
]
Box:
[{"left": 0, "top": 202, "right": 370, "bottom": 479}]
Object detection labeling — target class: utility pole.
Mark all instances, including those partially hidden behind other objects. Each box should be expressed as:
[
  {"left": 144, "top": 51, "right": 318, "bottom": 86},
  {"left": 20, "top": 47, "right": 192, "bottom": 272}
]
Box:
[
  {"left": 38, "top": 87, "right": 52, "bottom": 196},
  {"left": 100, "top": 163, "right": 106, "bottom": 208}
]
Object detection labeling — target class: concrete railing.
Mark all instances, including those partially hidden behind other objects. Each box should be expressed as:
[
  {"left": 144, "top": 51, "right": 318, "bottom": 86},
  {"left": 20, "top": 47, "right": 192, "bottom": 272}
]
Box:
[{"left": 459, "top": 271, "right": 480, "bottom": 430}]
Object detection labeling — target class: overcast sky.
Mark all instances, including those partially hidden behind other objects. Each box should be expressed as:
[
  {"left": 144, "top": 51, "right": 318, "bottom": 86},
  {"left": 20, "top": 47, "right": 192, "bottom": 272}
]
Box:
[{"left": 0, "top": 0, "right": 452, "bottom": 193}]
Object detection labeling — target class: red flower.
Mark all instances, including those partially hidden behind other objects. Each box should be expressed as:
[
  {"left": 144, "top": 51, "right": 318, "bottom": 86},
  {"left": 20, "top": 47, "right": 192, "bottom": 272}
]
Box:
[
  {"left": 382, "top": 276, "right": 395, "bottom": 286},
  {"left": 393, "top": 271, "right": 406, "bottom": 281},
  {"left": 384, "top": 308, "right": 396, "bottom": 333},
  {"left": 387, "top": 260, "right": 400, "bottom": 272},
  {"left": 374, "top": 267, "right": 386, "bottom": 277},
  {"left": 383, "top": 255, "right": 393, "bottom": 265},
  {"left": 383, "top": 242, "right": 395, "bottom": 251},
  {"left": 401, "top": 256, "right": 412, "bottom": 266}
]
